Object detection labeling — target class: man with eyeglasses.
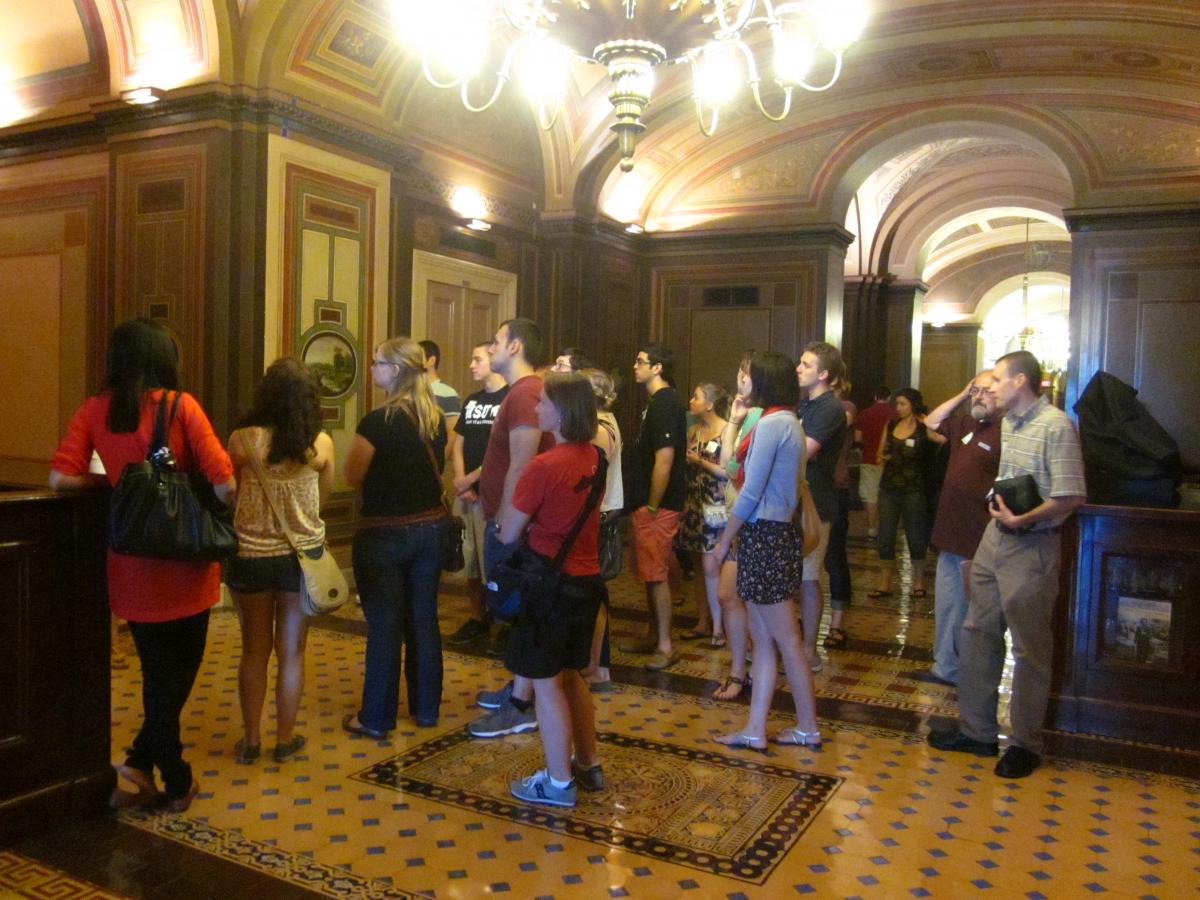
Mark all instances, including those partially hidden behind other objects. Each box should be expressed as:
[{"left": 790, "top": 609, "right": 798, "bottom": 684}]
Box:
[
  {"left": 903, "top": 372, "right": 1000, "bottom": 688},
  {"left": 619, "top": 342, "right": 688, "bottom": 671}
]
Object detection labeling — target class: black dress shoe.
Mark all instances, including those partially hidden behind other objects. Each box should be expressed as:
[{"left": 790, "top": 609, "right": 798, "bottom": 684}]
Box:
[
  {"left": 995, "top": 745, "right": 1041, "bottom": 778},
  {"left": 903, "top": 669, "right": 957, "bottom": 687},
  {"left": 342, "top": 713, "right": 389, "bottom": 740},
  {"left": 927, "top": 729, "right": 999, "bottom": 757}
]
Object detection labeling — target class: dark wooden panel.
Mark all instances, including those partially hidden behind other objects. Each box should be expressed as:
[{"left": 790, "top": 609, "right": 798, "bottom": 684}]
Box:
[{"left": 0, "top": 488, "right": 112, "bottom": 843}]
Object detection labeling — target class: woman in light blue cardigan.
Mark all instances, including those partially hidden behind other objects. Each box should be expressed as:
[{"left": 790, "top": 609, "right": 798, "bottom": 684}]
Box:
[{"left": 712, "top": 350, "right": 821, "bottom": 750}]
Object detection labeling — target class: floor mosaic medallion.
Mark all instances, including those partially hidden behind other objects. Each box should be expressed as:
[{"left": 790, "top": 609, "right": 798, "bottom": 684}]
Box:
[{"left": 353, "top": 728, "right": 842, "bottom": 884}]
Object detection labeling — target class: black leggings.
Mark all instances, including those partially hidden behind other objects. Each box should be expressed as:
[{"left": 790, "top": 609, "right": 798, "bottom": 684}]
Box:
[{"left": 126, "top": 609, "right": 210, "bottom": 798}]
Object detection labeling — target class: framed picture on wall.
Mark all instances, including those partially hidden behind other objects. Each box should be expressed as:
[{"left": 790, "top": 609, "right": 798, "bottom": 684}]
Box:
[
  {"left": 1097, "top": 553, "right": 1192, "bottom": 674},
  {"left": 302, "top": 330, "right": 358, "bottom": 400}
]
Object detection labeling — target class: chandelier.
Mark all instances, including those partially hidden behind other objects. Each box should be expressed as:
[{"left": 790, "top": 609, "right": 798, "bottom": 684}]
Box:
[{"left": 391, "top": 0, "right": 868, "bottom": 172}]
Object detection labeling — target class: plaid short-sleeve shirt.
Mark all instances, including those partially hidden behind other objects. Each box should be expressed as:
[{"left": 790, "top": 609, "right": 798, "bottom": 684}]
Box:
[{"left": 997, "top": 395, "right": 1086, "bottom": 528}]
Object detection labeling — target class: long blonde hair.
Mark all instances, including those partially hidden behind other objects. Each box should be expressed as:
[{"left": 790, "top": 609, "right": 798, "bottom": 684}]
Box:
[{"left": 376, "top": 336, "right": 442, "bottom": 441}]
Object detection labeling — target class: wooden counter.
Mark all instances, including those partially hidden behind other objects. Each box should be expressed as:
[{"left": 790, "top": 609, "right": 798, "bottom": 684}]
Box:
[
  {"left": 0, "top": 484, "right": 113, "bottom": 843},
  {"left": 1050, "top": 504, "right": 1200, "bottom": 749}
]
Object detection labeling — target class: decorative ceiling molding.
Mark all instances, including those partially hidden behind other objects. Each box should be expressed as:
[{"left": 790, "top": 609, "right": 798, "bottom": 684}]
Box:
[
  {"left": 288, "top": 0, "right": 398, "bottom": 106},
  {"left": 402, "top": 169, "right": 538, "bottom": 230},
  {"left": 1, "top": 0, "right": 110, "bottom": 108},
  {"left": 103, "top": 0, "right": 211, "bottom": 88},
  {"left": 1058, "top": 107, "right": 1200, "bottom": 178}
]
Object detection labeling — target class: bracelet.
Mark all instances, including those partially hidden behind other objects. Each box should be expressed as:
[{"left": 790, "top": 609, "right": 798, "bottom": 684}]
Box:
[{"left": 647, "top": 505, "right": 658, "bottom": 514}]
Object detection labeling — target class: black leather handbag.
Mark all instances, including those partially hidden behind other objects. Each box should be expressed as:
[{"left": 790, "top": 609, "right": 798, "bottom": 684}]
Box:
[
  {"left": 598, "top": 510, "right": 622, "bottom": 581},
  {"left": 108, "top": 392, "right": 238, "bottom": 560}
]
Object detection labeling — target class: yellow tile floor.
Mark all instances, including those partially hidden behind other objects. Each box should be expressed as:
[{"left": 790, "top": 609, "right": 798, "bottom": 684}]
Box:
[{"left": 102, "top": 535, "right": 1200, "bottom": 898}]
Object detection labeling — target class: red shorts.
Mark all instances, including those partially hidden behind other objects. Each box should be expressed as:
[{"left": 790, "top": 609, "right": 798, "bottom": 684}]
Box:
[{"left": 631, "top": 507, "right": 681, "bottom": 583}]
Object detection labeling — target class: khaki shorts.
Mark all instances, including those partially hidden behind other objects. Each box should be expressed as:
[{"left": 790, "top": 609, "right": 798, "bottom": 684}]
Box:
[
  {"left": 802, "top": 518, "right": 832, "bottom": 581},
  {"left": 456, "top": 495, "right": 487, "bottom": 579},
  {"left": 858, "top": 463, "right": 882, "bottom": 504},
  {"left": 631, "top": 507, "right": 681, "bottom": 584}
]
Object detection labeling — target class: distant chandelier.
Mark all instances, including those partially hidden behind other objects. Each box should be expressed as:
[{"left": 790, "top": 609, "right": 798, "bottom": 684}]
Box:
[{"left": 391, "top": 0, "right": 868, "bottom": 172}]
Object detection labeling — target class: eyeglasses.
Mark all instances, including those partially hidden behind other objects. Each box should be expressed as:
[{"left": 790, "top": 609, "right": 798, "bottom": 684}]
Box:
[
  {"left": 633, "top": 357, "right": 652, "bottom": 367},
  {"left": 371, "top": 359, "right": 398, "bottom": 368}
]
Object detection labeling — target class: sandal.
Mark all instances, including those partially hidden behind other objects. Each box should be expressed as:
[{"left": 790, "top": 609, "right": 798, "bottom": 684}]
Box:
[
  {"left": 910, "top": 588, "right": 927, "bottom": 598},
  {"left": 867, "top": 589, "right": 893, "bottom": 598},
  {"left": 234, "top": 739, "right": 260, "bottom": 765},
  {"left": 710, "top": 634, "right": 727, "bottom": 649},
  {"left": 680, "top": 629, "right": 710, "bottom": 640},
  {"left": 711, "top": 674, "right": 751, "bottom": 701},
  {"left": 273, "top": 734, "right": 306, "bottom": 763},
  {"left": 822, "top": 627, "right": 847, "bottom": 649},
  {"left": 774, "top": 727, "right": 823, "bottom": 748},
  {"left": 109, "top": 765, "right": 163, "bottom": 810},
  {"left": 714, "top": 732, "right": 768, "bottom": 753}
]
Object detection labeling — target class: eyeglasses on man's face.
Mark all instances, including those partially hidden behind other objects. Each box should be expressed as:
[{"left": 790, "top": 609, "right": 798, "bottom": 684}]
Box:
[{"left": 633, "top": 356, "right": 652, "bottom": 368}]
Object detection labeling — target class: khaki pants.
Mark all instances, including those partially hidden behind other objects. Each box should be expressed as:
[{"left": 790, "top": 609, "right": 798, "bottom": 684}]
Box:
[{"left": 959, "top": 521, "right": 1061, "bottom": 754}]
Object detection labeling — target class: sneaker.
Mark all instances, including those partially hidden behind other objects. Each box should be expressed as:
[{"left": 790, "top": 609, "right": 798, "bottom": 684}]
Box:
[
  {"left": 510, "top": 769, "right": 576, "bottom": 808},
  {"left": 468, "top": 702, "right": 538, "bottom": 738},
  {"left": 486, "top": 623, "right": 511, "bottom": 658},
  {"left": 809, "top": 651, "right": 823, "bottom": 673},
  {"left": 476, "top": 680, "right": 514, "bottom": 710},
  {"left": 571, "top": 757, "right": 605, "bottom": 792},
  {"left": 447, "top": 617, "right": 490, "bottom": 646}
]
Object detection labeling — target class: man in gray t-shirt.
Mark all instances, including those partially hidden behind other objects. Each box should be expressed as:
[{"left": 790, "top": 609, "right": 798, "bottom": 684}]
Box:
[{"left": 419, "top": 339, "right": 462, "bottom": 462}]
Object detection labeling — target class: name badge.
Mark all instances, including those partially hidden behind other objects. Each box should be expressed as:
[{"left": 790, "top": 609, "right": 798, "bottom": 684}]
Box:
[
  {"left": 905, "top": 437, "right": 916, "bottom": 448},
  {"left": 705, "top": 439, "right": 719, "bottom": 453},
  {"left": 978, "top": 441, "right": 992, "bottom": 451},
  {"left": 961, "top": 432, "right": 974, "bottom": 445}
]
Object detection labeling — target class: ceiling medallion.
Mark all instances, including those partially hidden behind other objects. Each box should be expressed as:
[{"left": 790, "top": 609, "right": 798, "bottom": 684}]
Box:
[{"left": 390, "top": 0, "right": 868, "bottom": 172}]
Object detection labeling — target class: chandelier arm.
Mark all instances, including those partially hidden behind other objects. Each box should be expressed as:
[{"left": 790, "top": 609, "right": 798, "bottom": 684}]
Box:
[
  {"left": 750, "top": 81, "right": 793, "bottom": 121},
  {"left": 458, "top": 39, "right": 522, "bottom": 113},
  {"left": 793, "top": 51, "right": 844, "bottom": 92},
  {"left": 713, "top": 0, "right": 759, "bottom": 39},
  {"left": 423, "top": 57, "right": 465, "bottom": 90},
  {"left": 500, "top": 0, "right": 544, "bottom": 31},
  {"left": 536, "top": 100, "right": 560, "bottom": 131},
  {"left": 694, "top": 98, "right": 720, "bottom": 137}
]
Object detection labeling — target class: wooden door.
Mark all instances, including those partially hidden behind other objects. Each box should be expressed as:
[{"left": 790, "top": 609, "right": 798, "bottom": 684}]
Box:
[{"left": 411, "top": 251, "right": 517, "bottom": 400}]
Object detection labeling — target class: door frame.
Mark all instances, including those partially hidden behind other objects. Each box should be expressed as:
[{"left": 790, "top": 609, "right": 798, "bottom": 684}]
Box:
[{"left": 410, "top": 249, "right": 518, "bottom": 338}]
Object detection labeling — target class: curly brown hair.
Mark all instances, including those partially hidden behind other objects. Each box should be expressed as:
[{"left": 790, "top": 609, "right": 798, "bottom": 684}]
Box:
[{"left": 239, "top": 357, "right": 323, "bottom": 465}]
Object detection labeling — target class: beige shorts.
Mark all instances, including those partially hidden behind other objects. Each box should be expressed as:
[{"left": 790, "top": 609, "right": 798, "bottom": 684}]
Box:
[
  {"left": 802, "top": 518, "right": 832, "bottom": 581},
  {"left": 858, "top": 463, "right": 883, "bottom": 504},
  {"left": 456, "top": 495, "right": 487, "bottom": 579}
]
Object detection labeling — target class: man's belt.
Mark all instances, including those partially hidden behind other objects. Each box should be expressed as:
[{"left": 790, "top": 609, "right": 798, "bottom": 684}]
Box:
[{"left": 996, "top": 523, "right": 1062, "bottom": 537}]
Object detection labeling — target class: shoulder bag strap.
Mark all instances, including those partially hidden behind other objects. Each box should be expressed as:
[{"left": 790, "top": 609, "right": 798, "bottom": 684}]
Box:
[
  {"left": 397, "top": 403, "right": 450, "bottom": 510},
  {"left": 237, "top": 430, "right": 306, "bottom": 556},
  {"left": 549, "top": 445, "right": 608, "bottom": 571}
]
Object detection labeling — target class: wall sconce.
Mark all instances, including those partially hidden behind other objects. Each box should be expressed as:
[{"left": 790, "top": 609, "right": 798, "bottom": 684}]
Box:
[
  {"left": 625, "top": 223, "right": 644, "bottom": 234},
  {"left": 121, "top": 87, "right": 164, "bottom": 105},
  {"left": 466, "top": 219, "right": 491, "bottom": 232}
]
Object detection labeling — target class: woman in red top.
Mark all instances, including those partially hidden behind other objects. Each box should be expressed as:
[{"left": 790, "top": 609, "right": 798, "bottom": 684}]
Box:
[
  {"left": 500, "top": 373, "right": 607, "bottom": 809},
  {"left": 50, "top": 319, "right": 235, "bottom": 813}
]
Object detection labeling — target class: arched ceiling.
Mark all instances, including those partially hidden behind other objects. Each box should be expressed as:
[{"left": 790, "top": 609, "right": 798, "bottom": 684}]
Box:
[{"left": 2, "top": 0, "right": 1199, "bottom": 241}]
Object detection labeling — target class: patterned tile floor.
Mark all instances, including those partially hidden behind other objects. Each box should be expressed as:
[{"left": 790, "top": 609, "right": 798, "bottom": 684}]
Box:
[{"left": 8, "top": 522, "right": 1200, "bottom": 898}]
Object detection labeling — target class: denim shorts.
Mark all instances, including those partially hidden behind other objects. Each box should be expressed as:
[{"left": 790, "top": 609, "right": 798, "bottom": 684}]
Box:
[{"left": 224, "top": 554, "right": 301, "bottom": 594}]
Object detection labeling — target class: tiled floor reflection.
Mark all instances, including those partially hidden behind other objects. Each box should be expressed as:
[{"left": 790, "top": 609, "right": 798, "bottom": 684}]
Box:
[{"left": 8, "top": 521, "right": 1200, "bottom": 898}]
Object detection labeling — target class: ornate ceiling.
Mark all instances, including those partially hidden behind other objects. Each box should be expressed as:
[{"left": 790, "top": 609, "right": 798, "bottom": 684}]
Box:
[{"left": 2, "top": 0, "right": 1199, "bottom": 322}]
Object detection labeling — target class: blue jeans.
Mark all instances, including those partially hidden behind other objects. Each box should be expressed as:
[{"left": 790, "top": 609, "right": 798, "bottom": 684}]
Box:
[
  {"left": 352, "top": 522, "right": 446, "bottom": 729},
  {"left": 825, "top": 487, "right": 852, "bottom": 610},
  {"left": 932, "top": 551, "right": 969, "bottom": 683}
]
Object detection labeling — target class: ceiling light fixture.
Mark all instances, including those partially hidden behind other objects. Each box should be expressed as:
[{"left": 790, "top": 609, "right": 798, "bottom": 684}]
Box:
[
  {"left": 391, "top": 0, "right": 867, "bottom": 172},
  {"left": 120, "top": 86, "right": 164, "bottom": 105},
  {"left": 625, "top": 222, "right": 644, "bottom": 234},
  {"left": 467, "top": 218, "right": 492, "bottom": 231}
]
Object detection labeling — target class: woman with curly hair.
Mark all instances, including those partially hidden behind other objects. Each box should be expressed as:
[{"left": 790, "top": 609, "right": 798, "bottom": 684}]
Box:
[
  {"left": 343, "top": 337, "right": 449, "bottom": 735},
  {"left": 227, "top": 358, "right": 335, "bottom": 764}
]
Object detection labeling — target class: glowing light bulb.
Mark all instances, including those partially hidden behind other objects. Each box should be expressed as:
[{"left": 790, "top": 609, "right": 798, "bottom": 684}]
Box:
[
  {"left": 450, "top": 186, "right": 488, "bottom": 220},
  {"left": 694, "top": 42, "right": 742, "bottom": 107},
  {"left": 516, "top": 34, "right": 570, "bottom": 106},
  {"left": 815, "top": 0, "right": 868, "bottom": 51},
  {"left": 773, "top": 17, "right": 816, "bottom": 84}
]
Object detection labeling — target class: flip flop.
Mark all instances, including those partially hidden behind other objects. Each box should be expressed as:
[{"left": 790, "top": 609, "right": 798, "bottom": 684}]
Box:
[
  {"left": 867, "top": 589, "right": 893, "bottom": 598},
  {"left": 680, "top": 629, "right": 710, "bottom": 640},
  {"left": 822, "top": 627, "right": 848, "bottom": 649},
  {"left": 711, "top": 674, "right": 751, "bottom": 701},
  {"left": 710, "top": 634, "right": 727, "bottom": 649}
]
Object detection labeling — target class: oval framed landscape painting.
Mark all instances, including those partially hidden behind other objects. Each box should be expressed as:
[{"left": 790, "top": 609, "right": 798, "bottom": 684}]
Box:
[{"left": 302, "top": 331, "right": 358, "bottom": 400}]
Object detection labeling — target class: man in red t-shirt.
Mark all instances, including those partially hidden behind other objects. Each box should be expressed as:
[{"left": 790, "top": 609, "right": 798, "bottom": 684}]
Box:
[
  {"left": 469, "top": 317, "right": 554, "bottom": 739},
  {"left": 904, "top": 373, "right": 1000, "bottom": 687},
  {"left": 854, "top": 385, "right": 893, "bottom": 538}
]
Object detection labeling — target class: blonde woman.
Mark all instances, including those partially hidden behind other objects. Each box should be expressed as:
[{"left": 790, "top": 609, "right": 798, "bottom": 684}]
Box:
[{"left": 343, "top": 337, "right": 449, "bottom": 736}]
